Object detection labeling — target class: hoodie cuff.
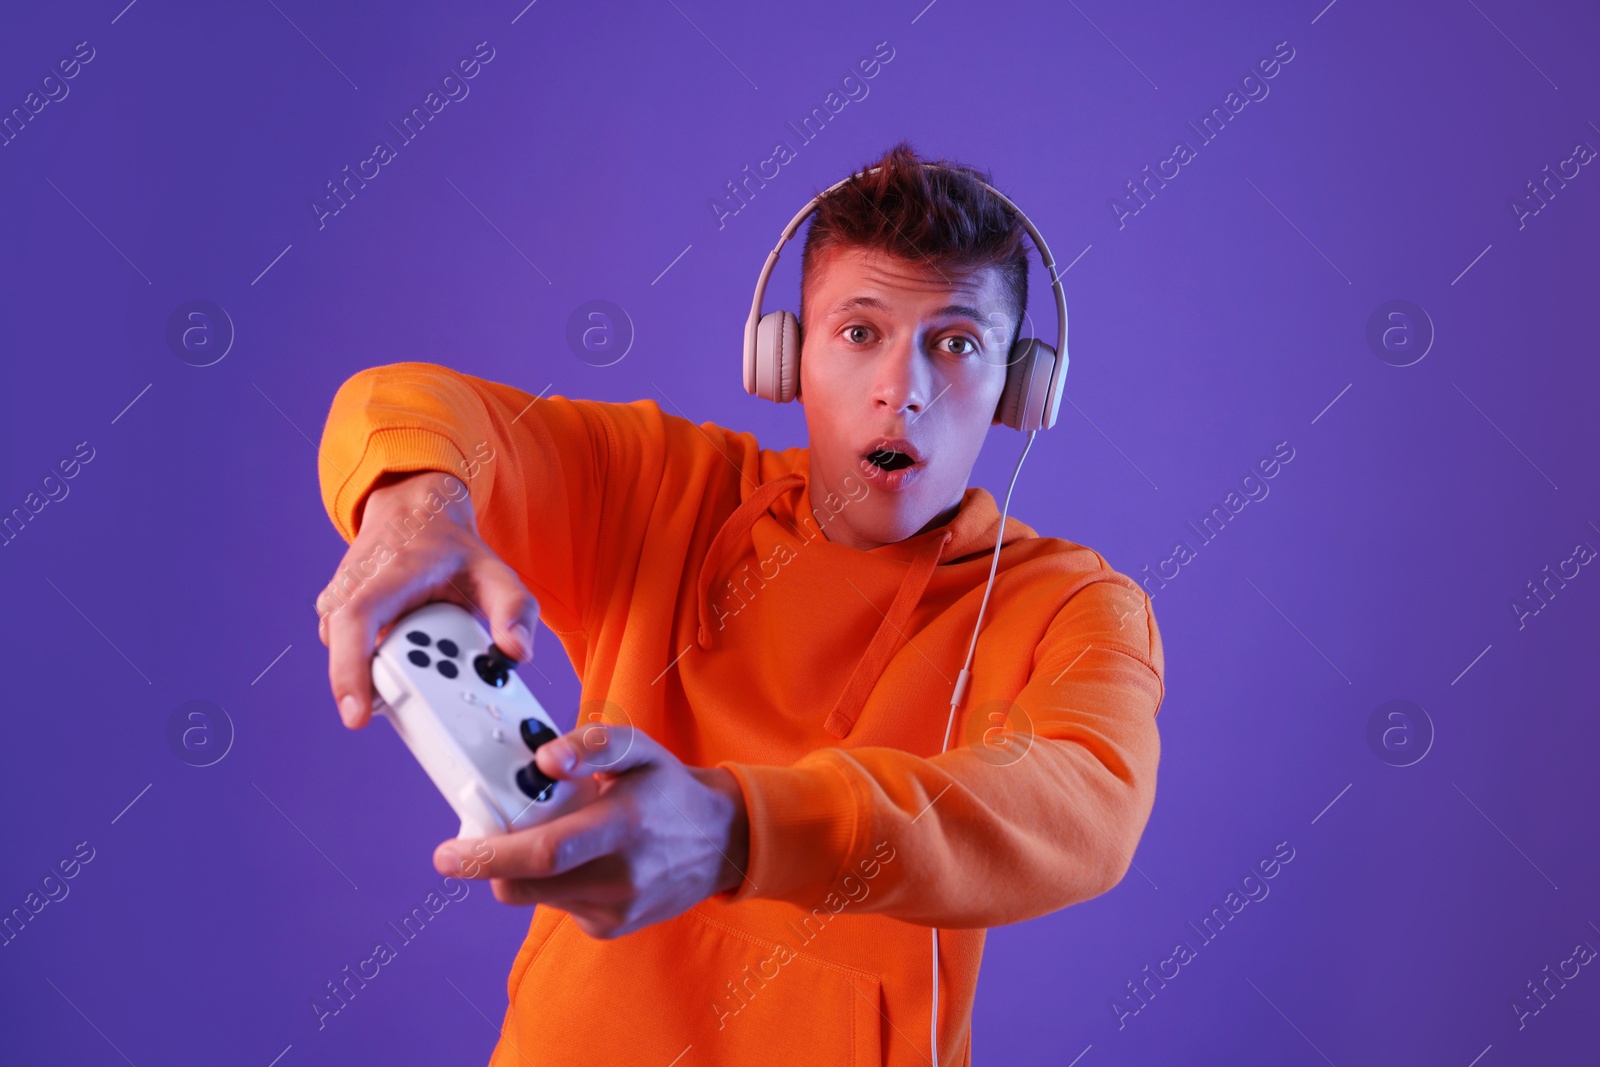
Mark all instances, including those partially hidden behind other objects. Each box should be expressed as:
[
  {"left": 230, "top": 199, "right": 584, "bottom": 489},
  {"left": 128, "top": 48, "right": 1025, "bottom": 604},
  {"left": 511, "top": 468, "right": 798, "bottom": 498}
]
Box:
[
  {"left": 714, "top": 756, "right": 863, "bottom": 907},
  {"left": 324, "top": 426, "right": 468, "bottom": 542}
]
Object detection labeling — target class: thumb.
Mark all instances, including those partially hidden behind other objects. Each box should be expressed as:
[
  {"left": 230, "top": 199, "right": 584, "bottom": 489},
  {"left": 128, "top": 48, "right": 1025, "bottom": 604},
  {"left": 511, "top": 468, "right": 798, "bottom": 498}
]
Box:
[{"left": 534, "top": 723, "right": 653, "bottom": 781}]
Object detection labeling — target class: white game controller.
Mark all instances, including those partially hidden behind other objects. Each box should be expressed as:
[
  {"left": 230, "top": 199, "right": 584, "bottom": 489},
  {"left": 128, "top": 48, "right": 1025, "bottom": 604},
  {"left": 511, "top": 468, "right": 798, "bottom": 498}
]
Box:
[{"left": 370, "top": 601, "right": 593, "bottom": 839}]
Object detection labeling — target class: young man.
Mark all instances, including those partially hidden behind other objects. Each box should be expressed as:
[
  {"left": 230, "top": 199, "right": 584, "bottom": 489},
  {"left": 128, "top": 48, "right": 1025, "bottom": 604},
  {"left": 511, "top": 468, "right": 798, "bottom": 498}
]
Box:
[{"left": 315, "top": 142, "right": 1164, "bottom": 1066}]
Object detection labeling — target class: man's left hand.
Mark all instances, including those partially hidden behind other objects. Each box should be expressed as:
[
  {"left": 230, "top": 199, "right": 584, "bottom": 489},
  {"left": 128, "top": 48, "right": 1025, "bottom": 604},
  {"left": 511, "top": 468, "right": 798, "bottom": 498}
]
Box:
[{"left": 432, "top": 724, "right": 752, "bottom": 939}]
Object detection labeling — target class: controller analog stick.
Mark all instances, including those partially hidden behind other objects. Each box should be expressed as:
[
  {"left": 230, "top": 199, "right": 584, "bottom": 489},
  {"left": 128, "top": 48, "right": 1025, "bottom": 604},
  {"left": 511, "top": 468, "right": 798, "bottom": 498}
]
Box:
[
  {"left": 515, "top": 762, "right": 558, "bottom": 802},
  {"left": 473, "top": 644, "right": 516, "bottom": 688},
  {"left": 514, "top": 719, "right": 561, "bottom": 802},
  {"left": 519, "top": 719, "right": 558, "bottom": 752}
]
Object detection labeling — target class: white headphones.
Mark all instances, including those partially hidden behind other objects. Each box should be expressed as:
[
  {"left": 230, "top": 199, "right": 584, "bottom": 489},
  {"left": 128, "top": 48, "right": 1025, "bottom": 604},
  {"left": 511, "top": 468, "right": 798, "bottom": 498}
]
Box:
[
  {"left": 742, "top": 164, "right": 1070, "bottom": 431},
  {"left": 741, "top": 162, "right": 1072, "bottom": 1064}
]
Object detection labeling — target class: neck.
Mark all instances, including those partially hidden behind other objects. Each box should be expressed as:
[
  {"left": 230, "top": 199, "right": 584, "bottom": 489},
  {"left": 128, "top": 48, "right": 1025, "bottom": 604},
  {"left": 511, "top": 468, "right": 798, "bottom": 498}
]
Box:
[{"left": 810, "top": 485, "right": 966, "bottom": 552}]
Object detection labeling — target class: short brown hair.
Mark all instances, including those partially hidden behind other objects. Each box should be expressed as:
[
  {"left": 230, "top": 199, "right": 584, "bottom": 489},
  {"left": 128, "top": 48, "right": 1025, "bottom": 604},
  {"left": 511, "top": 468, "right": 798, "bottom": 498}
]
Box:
[{"left": 798, "top": 141, "right": 1031, "bottom": 350}]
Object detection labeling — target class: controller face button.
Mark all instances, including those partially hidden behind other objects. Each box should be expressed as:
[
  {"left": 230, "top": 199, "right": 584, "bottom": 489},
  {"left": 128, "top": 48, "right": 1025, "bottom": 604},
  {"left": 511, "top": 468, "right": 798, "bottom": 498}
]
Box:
[
  {"left": 519, "top": 718, "right": 558, "bottom": 753},
  {"left": 407, "top": 650, "right": 431, "bottom": 668},
  {"left": 406, "top": 631, "right": 431, "bottom": 646},
  {"left": 436, "top": 660, "right": 459, "bottom": 679},
  {"left": 437, "top": 639, "right": 460, "bottom": 658},
  {"left": 515, "top": 762, "right": 558, "bottom": 803}
]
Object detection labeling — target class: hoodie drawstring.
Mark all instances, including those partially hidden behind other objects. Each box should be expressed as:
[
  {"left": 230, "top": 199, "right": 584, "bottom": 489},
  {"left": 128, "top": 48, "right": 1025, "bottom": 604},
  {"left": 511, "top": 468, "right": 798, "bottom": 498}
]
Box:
[
  {"left": 691, "top": 474, "right": 954, "bottom": 740},
  {"left": 695, "top": 473, "right": 806, "bottom": 651}
]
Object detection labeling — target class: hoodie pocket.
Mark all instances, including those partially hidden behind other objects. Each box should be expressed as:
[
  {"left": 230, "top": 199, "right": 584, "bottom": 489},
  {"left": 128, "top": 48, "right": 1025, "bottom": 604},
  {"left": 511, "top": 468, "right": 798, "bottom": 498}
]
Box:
[{"left": 502, "top": 903, "right": 885, "bottom": 1067}]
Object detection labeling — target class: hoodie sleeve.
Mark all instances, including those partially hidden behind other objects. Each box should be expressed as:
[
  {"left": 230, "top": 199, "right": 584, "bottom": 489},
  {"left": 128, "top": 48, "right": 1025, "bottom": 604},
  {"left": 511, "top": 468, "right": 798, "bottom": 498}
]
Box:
[
  {"left": 317, "top": 361, "right": 666, "bottom": 639},
  {"left": 716, "top": 571, "right": 1164, "bottom": 928}
]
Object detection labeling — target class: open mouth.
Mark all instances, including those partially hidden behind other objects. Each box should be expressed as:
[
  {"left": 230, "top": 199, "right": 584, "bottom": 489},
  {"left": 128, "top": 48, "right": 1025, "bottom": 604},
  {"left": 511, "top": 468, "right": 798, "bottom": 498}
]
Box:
[
  {"left": 859, "top": 438, "right": 925, "bottom": 485},
  {"left": 865, "top": 448, "right": 917, "bottom": 472}
]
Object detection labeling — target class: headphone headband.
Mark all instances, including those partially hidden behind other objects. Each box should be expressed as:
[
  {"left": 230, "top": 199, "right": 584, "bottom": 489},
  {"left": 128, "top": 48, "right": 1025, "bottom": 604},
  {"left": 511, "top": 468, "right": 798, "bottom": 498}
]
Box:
[{"left": 743, "top": 162, "right": 1069, "bottom": 429}]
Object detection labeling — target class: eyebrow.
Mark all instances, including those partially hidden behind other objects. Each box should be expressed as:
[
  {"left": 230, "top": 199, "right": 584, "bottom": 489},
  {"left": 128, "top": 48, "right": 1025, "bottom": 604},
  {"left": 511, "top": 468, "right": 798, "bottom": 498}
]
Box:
[{"left": 826, "top": 295, "right": 989, "bottom": 322}]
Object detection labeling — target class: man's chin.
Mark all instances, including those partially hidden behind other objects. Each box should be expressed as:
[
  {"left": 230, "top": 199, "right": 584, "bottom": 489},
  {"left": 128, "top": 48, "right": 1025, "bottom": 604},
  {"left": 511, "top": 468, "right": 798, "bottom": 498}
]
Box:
[{"left": 851, "top": 500, "right": 943, "bottom": 546}]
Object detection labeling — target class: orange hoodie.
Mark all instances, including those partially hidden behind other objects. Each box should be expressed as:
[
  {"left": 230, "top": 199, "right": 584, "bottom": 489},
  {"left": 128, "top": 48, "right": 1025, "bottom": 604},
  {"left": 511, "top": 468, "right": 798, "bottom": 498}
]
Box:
[{"left": 317, "top": 362, "right": 1165, "bottom": 1067}]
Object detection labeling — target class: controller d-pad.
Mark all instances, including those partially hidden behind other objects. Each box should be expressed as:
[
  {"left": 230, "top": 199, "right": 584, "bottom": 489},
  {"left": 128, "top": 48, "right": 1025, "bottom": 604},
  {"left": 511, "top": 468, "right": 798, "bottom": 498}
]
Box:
[
  {"left": 406, "top": 631, "right": 431, "bottom": 646},
  {"left": 407, "top": 650, "right": 430, "bottom": 668}
]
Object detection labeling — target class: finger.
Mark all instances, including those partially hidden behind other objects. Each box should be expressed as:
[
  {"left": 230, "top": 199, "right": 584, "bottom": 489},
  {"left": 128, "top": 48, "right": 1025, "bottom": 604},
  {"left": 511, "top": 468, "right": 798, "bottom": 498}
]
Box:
[
  {"left": 323, "top": 539, "right": 481, "bottom": 728},
  {"left": 535, "top": 724, "right": 656, "bottom": 782},
  {"left": 326, "top": 606, "right": 381, "bottom": 729},
  {"left": 472, "top": 555, "right": 541, "bottom": 662},
  {"left": 487, "top": 854, "right": 634, "bottom": 911},
  {"left": 324, "top": 558, "right": 446, "bottom": 728},
  {"left": 315, "top": 583, "right": 368, "bottom": 649},
  {"left": 436, "top": 798, "right": 631, "bottom": 882},
  {"left": 315, "top": 572, "right": 360, "bottom": 647}
]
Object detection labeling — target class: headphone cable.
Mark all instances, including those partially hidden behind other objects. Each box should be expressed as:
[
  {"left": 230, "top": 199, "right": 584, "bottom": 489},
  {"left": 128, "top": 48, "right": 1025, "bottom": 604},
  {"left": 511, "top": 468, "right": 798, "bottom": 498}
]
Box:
[{"left": 930, "top": 426, "right": 1038, "bottom": 1064}]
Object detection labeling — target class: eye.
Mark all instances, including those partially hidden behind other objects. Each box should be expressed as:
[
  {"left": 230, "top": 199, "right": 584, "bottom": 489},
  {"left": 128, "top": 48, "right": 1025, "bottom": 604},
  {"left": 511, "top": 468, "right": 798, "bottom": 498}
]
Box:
[
  {"left": 939, "top": 335, "right": 978, "bottom": 356},
  {"left": 842, "top": 324, "right": 874, "bottom": 345}
]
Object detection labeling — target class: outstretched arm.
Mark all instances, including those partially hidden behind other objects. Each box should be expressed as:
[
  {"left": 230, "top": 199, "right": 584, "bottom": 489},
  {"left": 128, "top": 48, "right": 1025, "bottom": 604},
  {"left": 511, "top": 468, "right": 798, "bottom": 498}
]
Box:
[
  {"left": 315, "top": 361, "right": 668, "bottom": 724},
  {"left": 717, "top": 574, "right": 1163, "bottom": 928},
  {"left": 436, "top": 573, "right": 1163, "bottom": 935}
]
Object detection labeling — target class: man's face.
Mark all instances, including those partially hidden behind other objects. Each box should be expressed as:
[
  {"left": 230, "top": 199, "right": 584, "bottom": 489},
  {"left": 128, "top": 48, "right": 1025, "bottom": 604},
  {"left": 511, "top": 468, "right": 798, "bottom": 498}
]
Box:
[{"left": 797, "top": 245, "right": 1014, "bottom": 551}]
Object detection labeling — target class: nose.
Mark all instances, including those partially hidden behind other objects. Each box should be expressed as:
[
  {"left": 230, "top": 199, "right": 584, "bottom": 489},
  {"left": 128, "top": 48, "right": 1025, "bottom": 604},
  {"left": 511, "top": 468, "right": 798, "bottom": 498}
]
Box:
[{"left": 870, "top": 331, "right": 930, "bottom": 416}]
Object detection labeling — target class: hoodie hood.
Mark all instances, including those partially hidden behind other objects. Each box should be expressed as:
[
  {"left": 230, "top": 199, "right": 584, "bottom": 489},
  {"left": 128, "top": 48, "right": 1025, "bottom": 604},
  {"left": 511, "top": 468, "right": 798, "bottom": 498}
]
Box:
[{"left": 693, "top": 449, "right": 1034, "bottom": 738}]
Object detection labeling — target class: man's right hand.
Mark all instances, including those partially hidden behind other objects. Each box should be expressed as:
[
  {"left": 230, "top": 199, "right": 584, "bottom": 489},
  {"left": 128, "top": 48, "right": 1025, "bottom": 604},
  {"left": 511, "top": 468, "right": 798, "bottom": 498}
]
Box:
[{"left": 314, "top": 469, "right": 541, "bottom": 730}]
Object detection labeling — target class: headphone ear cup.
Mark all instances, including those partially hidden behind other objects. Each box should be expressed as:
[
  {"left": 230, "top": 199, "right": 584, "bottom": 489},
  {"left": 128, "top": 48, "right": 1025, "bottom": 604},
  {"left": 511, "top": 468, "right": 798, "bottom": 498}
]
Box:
[
  {"left": 995, "top": 340, "right": 1029, "bottom": 430},
  {"left": 754, "top": 310, "right": 801, "bottom": 403},
  {"left": 996, "top": 339, "right": 1060, "bottom": 431}
]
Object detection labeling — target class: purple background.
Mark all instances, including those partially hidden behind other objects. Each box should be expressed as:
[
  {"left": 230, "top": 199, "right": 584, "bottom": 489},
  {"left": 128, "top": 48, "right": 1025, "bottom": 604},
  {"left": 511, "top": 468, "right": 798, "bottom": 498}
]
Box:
[{"left": 2, "top": 0, "right": 1596, "bottom": 1063}]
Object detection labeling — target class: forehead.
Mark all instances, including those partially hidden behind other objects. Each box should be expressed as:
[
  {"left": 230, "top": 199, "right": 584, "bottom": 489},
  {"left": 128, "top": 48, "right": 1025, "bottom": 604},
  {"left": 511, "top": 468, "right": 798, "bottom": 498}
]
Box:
[{"left": 806, "top": 245, "right": 1009, "bottom": 320}]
